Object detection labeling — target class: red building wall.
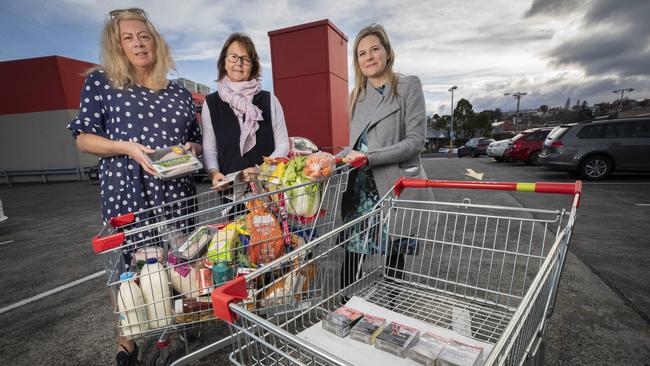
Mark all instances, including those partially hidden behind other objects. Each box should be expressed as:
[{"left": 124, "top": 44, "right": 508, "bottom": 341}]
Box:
[{"left": 0, "top": 56, "right": 96, "bottom": 115}]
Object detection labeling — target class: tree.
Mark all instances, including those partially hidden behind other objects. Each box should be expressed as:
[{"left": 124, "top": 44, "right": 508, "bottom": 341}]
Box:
[
  {"left": 453, "top": 98, "right": 474, "bottom": 138},
  {"left": 581, "top": 100, "right": 588, "bottom": 111},
  {"left": 540, "top": 104, "right": 549, "bottom": 114},
  {"left": 435, "top": 115, "right": 449, "bottom": 130}
]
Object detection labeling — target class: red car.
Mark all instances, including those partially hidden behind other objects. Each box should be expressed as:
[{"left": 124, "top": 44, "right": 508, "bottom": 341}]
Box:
[{"left": 507, "top": 127, "right": 553, "bottom": 165}]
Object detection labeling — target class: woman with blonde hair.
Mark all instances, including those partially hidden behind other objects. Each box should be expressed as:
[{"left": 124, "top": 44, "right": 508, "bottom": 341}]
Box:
[
  {"left": 340, "top": 23, "right": 432, "bottom": 296},
  {"left": 67, "top": 8, "right": 201, "bottom": 365}
]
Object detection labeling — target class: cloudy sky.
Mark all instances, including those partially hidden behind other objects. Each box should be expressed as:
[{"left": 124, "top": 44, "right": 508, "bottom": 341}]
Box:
[{"left": 1, "top": 0, "right": 648, "bottom": 115}]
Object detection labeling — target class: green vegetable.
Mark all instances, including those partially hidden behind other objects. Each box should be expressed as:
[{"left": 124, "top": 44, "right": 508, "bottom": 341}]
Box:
[{"left": 281, "top": 156, "right": 321, "bottom": 217}]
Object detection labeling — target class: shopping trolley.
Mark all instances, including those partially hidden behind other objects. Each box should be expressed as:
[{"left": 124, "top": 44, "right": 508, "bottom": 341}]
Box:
[
  {"left": 198, "top": 178, "right": 581, "bottom": 366},
  {"left": 91, "top": 158, "right": 366, "bottom": 363}
]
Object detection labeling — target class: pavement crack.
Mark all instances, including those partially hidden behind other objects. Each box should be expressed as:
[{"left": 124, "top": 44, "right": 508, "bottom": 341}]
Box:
[{"left": 570, "top": 248, "right": 650, "bottom": 325}]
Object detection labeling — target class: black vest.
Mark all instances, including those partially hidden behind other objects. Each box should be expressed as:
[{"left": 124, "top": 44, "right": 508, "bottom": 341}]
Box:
[{"left": 205, "top": 91, "right": 275, "bottom": 175}]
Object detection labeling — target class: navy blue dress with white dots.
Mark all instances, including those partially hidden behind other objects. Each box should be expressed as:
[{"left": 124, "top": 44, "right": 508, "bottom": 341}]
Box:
[{"left": 68, "top": 70, "right": 202, "bottom": 223}]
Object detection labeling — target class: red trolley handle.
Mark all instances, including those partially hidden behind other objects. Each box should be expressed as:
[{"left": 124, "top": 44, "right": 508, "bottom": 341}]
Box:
[
  {"left": 212, "top": 276, "right": 248, "bottom": 323},
  {"left": 91, "top": 212, "right": 135, "bottom": 253},
  {"left": 394, "top": 177, "right": 582, "bottom": 199}
]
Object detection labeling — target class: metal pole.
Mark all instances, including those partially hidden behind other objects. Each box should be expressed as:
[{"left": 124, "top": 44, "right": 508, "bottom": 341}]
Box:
[
  {"left": 515, "top": 94, "right": 521, "bottom": 134},
  {"left": 448, "top": 86, "right": 457, "bottom": 158}
]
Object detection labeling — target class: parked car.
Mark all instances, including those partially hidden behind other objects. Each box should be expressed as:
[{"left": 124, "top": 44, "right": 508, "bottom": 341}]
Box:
[
  {"left": 0, "top": 198, "right": 7, "bottom": 223},
  {"left": 486, "top": 139, "right": 510, "bottom": 162},
  {"left": 288, "top": 136, "right": 319, "bottom": 158},
  {"left": 539, "top": 118, "right": 650, "bottom": 180},
  {"left": 507, "top": 127, "right": 554, "bottom": 165},
  {"left": 458, "top": 138, "right": 494, "bottom": 158}
]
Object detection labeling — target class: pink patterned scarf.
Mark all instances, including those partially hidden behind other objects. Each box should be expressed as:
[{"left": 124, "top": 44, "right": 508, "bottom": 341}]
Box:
[{"left": 217, "top": 77, "right": 263, "bottom": 155}]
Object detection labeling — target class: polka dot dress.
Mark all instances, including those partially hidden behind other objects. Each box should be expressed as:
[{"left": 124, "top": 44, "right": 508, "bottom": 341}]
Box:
[{"left": 68, "top": 70, "right": 202, "bottom": 223}]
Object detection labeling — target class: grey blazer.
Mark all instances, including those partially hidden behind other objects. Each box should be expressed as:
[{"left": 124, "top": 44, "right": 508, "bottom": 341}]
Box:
[{"left": 344, "top": 74, "right": 433, "bottom": 204}]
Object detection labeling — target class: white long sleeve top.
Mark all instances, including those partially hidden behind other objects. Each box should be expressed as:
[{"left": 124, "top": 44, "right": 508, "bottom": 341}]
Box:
[{"left": 200, "top": 93, "right": 289, "bottom": 173}]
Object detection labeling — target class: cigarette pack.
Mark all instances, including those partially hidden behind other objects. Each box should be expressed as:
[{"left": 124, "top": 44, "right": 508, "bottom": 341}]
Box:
[
  {"left": 321, "top": 306, "right": 364, "bottom": 337},
  {"left": 349, "top": 314, "right": 386, "bottom": 345},
  {"left": 436, "top": 339, "right": 483, "bottom": 366},
  {"left": 407, "top": 331, "right": 449, "bottom": 365},
  {"left": 374, "top": 321, "right": 420, "bottom": 358}
]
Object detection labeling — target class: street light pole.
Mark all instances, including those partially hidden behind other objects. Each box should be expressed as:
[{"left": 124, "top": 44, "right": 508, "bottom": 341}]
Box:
[
  {"left": 504, "top": 92, "right": 527, "bottom": 134},
  {"left": 612, "top": 88, "right": 634, "bottom": 111},
  {"left": 448, "top": 86, "right": 457, "bottom": 158}
]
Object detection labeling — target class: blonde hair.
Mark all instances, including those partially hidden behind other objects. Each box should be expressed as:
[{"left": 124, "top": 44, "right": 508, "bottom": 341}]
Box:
[
  {"left": 93, "top": 9, "right": 174, "bottom": 91},
  {"left": 349, "top": 24, "right": 399, "bottom": 116}
]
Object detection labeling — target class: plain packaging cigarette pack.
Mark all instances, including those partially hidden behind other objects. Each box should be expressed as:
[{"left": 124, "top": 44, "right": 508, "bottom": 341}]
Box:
[
  {"left": 436, "top": 339, "right": 483, "bottom": 366},
  {"left": 374, "top": 321, "right": 420, "bottom": 358},
  {"left": 408, "top": 331, "right": 449, "bottom": 365},
  {"left": 349, "top": 314, "right": 386, "bottom": 344},
  {"left": 322, "top": 306, "right": 363, "bottom": 337},
  {"left": 146, "top": 145, "right": 202, "bottom": 180}
]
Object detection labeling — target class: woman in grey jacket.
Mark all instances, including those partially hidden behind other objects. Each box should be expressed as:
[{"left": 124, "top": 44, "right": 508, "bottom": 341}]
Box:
[{"left": 341, "top": 23, "right": 433, "bottom": 295}]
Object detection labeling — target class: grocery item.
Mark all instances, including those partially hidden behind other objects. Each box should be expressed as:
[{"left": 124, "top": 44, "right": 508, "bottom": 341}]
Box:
[
  {"left": 146, "top": 145, "right": 203, "bottom": 180},
  {"left": 303, "top": 152, "right": 335, "bottom": 180},
  {"left": 139, "top": 258, "right": 174, "bottom": 328},
  {"left": 246, "top": 199, "right": 284, "bottom": 264},
  {"left": 175, "top": 226, "right": 215, "bottom": 260},
  {"left": 349, "top": 314, "right": 386, "bottom": 345},
  {"left": 321, "top": 306, "right": 364, "bottom": 337},
  {"left": 436, "top": 339, "right": 483, "bottom": 366},
  {"left": 133, "top": 247, "right": 165, "bottom": 269},
  {"left": 173, "top": 297, "right": 213, "bottom": 323},
  {"left": 167, "top": 253, "right": 199, "bottom": 299},
  {"left": 374, "top": 321, "right": 420, "bottom": 358},
  {"left": 281, "top": 156, "right": 321, "bottom": 218},
  {"left": 197, "top": 263, "right": 214, "bottom": 296},
  {"left": 117, "top": 272, "right": 149, "bottom": 337},
  {"left": 259, "top": 270, "right": 306, "bottom": 307},
  {"left": 207, "top": 223, "right": 240, "bottom": 263},
  {"left": 212, "top": 261, "right": 234, "bottom": 286},
  {"left": 408, "top": 331, "right": 449, "bottom": 365}
]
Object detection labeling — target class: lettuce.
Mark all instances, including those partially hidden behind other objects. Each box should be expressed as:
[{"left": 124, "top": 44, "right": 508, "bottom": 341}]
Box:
[{"left": 281, "top": 156, "right": 321, "bottom": 217}]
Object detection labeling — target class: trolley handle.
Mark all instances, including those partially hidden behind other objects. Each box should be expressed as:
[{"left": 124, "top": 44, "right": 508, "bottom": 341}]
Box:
[
  {"left": 394, "top": 177, "right": 582, "bottom": 197},
  {"left": 212, "top": 276, "right": 248, "bottom": 323},
  {"left": 91, "top": 213, "right": 134, "bottom": 253}
]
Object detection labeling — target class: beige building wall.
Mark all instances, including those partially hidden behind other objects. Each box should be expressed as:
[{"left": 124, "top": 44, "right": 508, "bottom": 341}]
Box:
[{"left": 0, "top": 109, "right": 98, "bottom": 181}]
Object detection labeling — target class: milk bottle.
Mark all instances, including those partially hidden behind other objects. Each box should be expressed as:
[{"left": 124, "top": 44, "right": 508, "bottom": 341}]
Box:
[
  {"left": 139, "top": 258, "right": 173, "bottom": 328},
  {"left": 117, "top": 272, "right": 149, "bottom": 337}
]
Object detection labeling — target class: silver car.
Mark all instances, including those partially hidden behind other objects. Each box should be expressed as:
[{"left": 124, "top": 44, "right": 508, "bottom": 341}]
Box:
[
  {"left": 539, "top": 118, "right": 650, "bottom": 180},
  {"left": 486, "top": 139, "right": 510, "bottom": 161}
]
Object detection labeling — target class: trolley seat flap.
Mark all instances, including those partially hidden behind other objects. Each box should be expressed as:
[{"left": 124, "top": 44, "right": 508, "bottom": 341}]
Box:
[{"left": 212, "top": 276, "right": 249, "bottom": 323}]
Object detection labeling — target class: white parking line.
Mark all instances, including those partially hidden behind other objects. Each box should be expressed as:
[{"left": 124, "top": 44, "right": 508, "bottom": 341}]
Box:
[
  {"left": 0, "top": 240, "right": 15, "bottom": 246},
  {"left": 636, "top": 204, "right": 650, "bottom": 206},
  {"left": 584, "top": 182, "right": 650, "bottom": 185},
  {"left": 0, "top": 270, "right": 104, "bottom": 315}
]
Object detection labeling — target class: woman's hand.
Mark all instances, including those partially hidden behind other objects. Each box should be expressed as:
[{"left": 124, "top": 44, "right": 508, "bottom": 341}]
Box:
[
  {"left": 210, "top": 170, "right": 227, "bottom": 188},
  {"left": 183, "top": 141, "right": 202, "bottom": 156},
  {"left": 240, "top": 166, "right": 260, "bottom": 182},
  {"left": 120, "top": 141, "right": 157, "bottom": 176},
  {"left": 344, "top": 150, "right": 367, "bottom": 165}
]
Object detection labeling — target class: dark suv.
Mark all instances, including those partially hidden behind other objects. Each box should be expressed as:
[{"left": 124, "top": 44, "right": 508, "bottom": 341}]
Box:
[
  {"left": 458, "top": 137, "right": 494, "bottom": 158},
  {"left": 539, "top": 118, "right": 650, "bottom": 180}
]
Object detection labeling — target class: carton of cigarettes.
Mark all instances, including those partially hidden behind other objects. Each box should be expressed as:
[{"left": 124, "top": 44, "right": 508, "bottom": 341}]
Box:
[
  {"left": 321, "top": 306, "right": 364, "bottom": 337},
  {"left": 374, "top": 321, "right": 420, "bottom": 358}
]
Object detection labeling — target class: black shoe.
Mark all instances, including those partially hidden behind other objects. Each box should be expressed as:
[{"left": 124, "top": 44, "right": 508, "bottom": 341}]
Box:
[{"left": 116, "top": 343, "right": 139, "bottom": 366}]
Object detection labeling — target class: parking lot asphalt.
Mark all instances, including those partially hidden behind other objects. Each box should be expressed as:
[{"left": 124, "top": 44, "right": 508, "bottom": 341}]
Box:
[{"left": 0, "top": 156, "right": 648, "bottom": 365}]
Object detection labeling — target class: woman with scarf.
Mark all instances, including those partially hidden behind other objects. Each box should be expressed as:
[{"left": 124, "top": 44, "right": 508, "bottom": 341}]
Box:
[{"left": 201, "top": 33, "right": 289, "bottom": 185}]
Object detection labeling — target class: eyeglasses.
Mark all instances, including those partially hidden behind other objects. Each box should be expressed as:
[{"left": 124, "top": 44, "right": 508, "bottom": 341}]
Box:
[
  {"left": 226, "top": 53, "right": 252, "bottom": 66},
  {"left": 109, "top": 8, "right": 148, "bottom": 19}
]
